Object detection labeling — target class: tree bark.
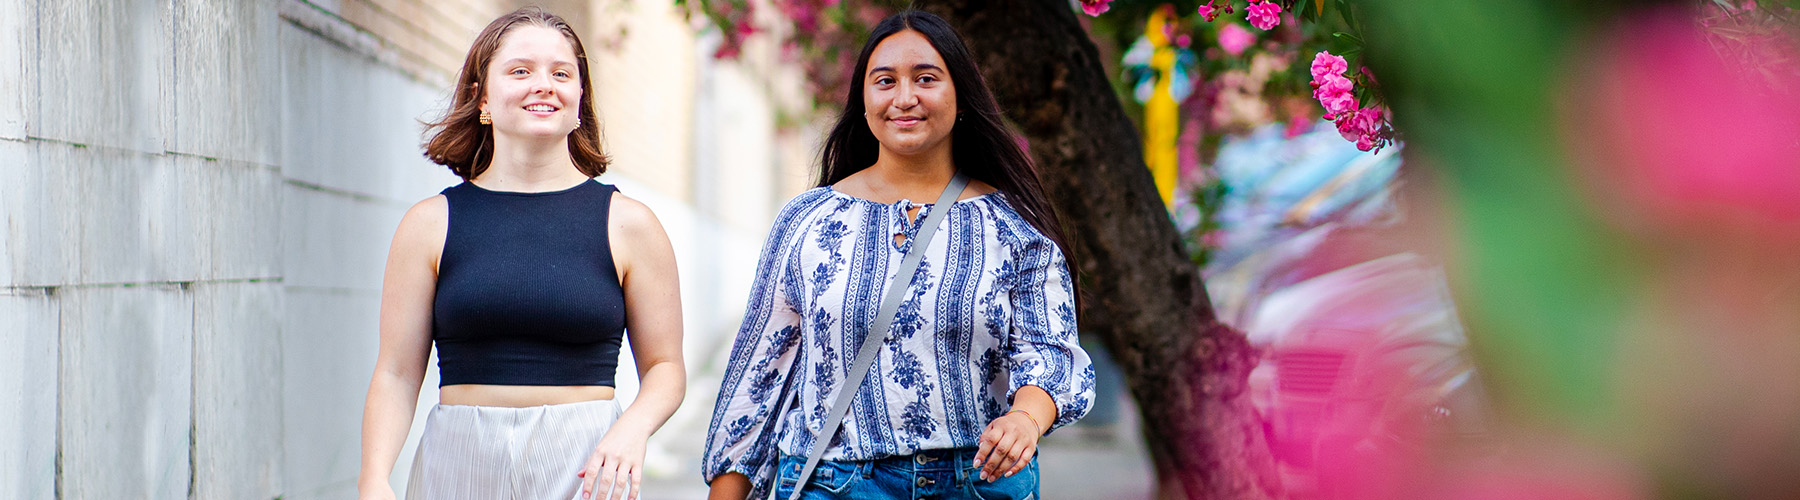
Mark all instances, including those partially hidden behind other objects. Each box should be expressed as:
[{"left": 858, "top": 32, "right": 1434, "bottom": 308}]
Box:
[{"left": 914, "top": 1, "right": 1281, "bottom": 498}]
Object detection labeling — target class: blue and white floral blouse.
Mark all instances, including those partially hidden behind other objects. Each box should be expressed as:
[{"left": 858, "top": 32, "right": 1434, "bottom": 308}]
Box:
[{"left": 701, "top": 186, "right": 1096, "bottom": 489}]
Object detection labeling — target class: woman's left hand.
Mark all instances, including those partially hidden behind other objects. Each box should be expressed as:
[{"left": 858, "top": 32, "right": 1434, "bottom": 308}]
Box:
[
  {"left": 579, "top": 431, "right": 647, "bottom": 500},
  {"left": 972, "top": 411, "right": 1041, "bottom": 482}
]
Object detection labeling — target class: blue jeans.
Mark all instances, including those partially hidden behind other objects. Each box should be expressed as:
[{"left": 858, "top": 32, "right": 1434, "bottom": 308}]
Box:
[{"left": 773, "top": 447, "right": 1039, "bottom": 500}]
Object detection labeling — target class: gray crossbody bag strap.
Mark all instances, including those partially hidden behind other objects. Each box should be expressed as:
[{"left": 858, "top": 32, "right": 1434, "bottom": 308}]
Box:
[{"left": 771, "top": 173, "right": 969, "bottom": 500}]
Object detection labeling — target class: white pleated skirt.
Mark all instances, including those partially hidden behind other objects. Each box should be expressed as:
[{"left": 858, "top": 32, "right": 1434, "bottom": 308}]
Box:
[{"left": 405, "top": 399, "right": 621, "bottom": 500}]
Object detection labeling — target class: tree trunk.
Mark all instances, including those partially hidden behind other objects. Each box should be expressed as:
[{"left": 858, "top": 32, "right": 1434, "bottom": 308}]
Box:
[{"left": 914, "top": 1, "right": 1281, "bottom": 498}]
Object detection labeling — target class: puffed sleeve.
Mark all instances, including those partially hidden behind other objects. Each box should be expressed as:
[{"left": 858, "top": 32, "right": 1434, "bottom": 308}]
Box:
[
  {"left": 700, "top": 190, "right": 828, "bottom": 494},
  {"left": 1005, "top": 231, "right": 1096, "bottom": 434}
]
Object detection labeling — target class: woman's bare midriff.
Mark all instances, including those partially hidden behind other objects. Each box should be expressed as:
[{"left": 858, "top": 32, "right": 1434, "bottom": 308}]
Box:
[{"left": 439, "top": 384, "right": 615, "bottom": 407}]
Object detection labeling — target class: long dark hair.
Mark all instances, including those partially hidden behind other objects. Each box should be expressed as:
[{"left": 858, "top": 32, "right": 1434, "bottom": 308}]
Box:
[
  {"left": 820, "top": 10, "right": 1080, "bottom": 303},
  {"left": 423, "top": 7, "right": 609, "bottom": 180}
]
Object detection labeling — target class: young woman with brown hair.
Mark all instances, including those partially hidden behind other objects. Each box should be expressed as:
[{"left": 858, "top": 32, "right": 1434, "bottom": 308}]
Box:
[{"left": 358, "top": 8, "right": 684, "bottom": 500}]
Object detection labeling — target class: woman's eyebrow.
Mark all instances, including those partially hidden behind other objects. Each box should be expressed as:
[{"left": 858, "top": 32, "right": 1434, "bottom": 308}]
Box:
[
  {"left": 868, "top": 63, "right": 944, "bottom": 74},
  {"left": 498, "top": 57, "right": 576, "bottom": 67}
]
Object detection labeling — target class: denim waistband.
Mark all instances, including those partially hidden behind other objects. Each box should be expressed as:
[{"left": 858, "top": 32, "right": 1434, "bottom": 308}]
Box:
[
  {"left": 785, "top": 446, "right": 977, "bottom": 474},
  {"left": 883, "top": 447, "right": 972, "bottom": 472}
]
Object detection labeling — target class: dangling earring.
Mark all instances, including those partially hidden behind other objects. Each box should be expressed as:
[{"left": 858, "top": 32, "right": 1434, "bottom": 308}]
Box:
[
  {"left": 575, "top": 117, "right": 582, "bottom": 128},
  {"left": 478, "top": 110, "right": 492, "bottom": 125}
]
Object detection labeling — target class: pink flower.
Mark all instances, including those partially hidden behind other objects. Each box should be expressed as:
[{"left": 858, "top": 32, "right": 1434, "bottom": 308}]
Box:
[
  {"left": 1335, "top": 117, "right": 1363, "bottom": 142},
  {"left": 1334, "top": 107, "right": 1362, "bottom": 138},
  {"left": 783, "top": 3, "right": 818, "bottom": 33},
  {"left": 1218, "top": 23, "right": 1255, "bottom": 56},
  {"left": 713, "top": 43, "right": 741, "bottom": 59},
  {"left": 1355, "top": 106, "right": 1385, "bottom": 130},
  {"left": 1313, "top": 73, "right": 1354, "bottom": 99},
  {"left": 1317, "top": 91, "right": 1353, "bottom": 118},
  {"left": 1334, "top": 106, "right": 1386, "bottom": 149},
  {"left": 1246, "top": 1, "right": 1282, "bottom": 30},
  {"left": 1311, "top": 51, "right": 1348, "bottom": 81},
  {"left": 1080, "top": 0, "right": 1112, "bottom": 16},
  {"left": 1580, "top": 9, "right": 1800, "bottom": 241},
  {"left": 1198, "top": 4, "right": 1220, "bottom": 22},
  {"left": 1309, "top": 50, "right": 1368, "bottom": 129}
]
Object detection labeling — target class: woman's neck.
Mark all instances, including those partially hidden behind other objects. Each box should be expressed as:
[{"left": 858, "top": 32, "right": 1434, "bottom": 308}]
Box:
[
  {"left": 867, "top": 144, "right": 956, "bottom": 193},
  {"left": 477, "top": 135, "right": 587, "bottom": 191}
]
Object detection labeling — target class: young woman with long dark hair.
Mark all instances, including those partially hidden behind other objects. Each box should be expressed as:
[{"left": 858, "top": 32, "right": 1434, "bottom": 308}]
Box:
[
  {"left": 358, "top": 8, "right": 684, "bottom": 500},
  {"left": 702, "top": 10, "right": 1094, "bottom": 500}
]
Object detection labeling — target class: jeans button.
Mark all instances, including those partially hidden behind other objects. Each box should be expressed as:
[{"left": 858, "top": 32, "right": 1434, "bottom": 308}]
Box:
[
  {"left": 914, "top": 454, "right": 931, "bottom": 464},
  {"left": 916, "top": 477, "right": 933, "bottom": 487}
]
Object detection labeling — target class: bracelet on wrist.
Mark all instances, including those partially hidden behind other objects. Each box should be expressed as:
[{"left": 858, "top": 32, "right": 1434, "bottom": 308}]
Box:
[{"left": 1005, "top": 409, "right": 1042, "bottom": 435}]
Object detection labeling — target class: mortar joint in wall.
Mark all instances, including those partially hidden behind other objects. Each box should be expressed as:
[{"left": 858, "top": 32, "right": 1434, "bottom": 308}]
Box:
[{"left": 1, "top": 285, "right": 58, "bottom": 297}]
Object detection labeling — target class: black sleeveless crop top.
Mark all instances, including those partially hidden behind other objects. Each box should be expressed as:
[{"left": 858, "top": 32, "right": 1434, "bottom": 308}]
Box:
[{"left": 432, "top": 179, "right": 627, "bottom": 387}]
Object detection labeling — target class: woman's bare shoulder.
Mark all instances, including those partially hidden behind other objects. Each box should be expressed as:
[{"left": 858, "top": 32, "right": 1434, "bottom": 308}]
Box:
[
  {"left": 606, "top": 191, "right": 665, "bottom": 238},
  {"left": 399, "top": 195, "right": 449, "bottom": 231},
  {"left": 391, "top": 194, "right": 450, "bottom": 253}
]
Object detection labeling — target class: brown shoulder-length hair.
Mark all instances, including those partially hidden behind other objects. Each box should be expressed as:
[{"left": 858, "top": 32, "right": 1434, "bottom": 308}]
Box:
[{"left": 423, "top": 7, "right": 609, "bottom": 180}]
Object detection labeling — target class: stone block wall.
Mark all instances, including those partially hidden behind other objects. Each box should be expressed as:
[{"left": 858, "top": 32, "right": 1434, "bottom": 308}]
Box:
[
  {"left": 0, "top": 0, "right": 806, "bottom": 497},
  {"left": 0, "top": 0, "right": 478, "bottom": 498}
]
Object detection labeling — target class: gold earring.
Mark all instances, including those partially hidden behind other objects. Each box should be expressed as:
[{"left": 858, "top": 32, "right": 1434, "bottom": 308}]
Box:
[{"left": 478, "top": 110, "right": 492, "bottom": 125}]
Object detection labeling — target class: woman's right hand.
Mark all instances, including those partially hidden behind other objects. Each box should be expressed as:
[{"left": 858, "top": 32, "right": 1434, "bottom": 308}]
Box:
[{"left": 706, "top": 472, "right": 752, "bottom": 500}]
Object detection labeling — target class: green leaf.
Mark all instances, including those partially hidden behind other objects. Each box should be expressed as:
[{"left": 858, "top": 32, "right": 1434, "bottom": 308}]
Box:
[
  {"left": 1337, "top": 0, "right": 1357, "bottom": 31},
  {"left": 1332, "top": 31, "right": 1364, "bottom": 44}
]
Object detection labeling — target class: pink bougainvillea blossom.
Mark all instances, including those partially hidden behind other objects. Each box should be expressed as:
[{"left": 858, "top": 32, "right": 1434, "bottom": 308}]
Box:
[
  {"left": 1336, "top": 122, "right": 1360, "bottom": 144},
  {"left": 714, "top": 17, "right": 756, "bottom": 59},
  {"left": 1198, "top": 4, "right": 1220, "bottom": 22},
  {"left": 1080, "top": 0, "right": 1112, "bottom": 16},
  {"left": 1246, "top": 1, "right": 1283, "bottom": 30},
  {"left": 778, "top": 0, "right": 820, "bottom": 33},
  {"left": 1337, "top": 107, "right": 1386, "bottom": 150},
  {"left": 1308, "top": 50, "right": 1395, "bottom": 152},
  {"left": 1218, "top": 23, "right": 1255, "bottom": 56},
  {"left": 1313, "top": 73, "right": 1354, "bottom": 100},
  {"left": 1335, "top": 111, "right": 1364, "bottom": 143},
  {"left": 1354, "top": 107, "right": 1386, "bottom": 134},
  {"left": 1320, "top": 92, "right": 1359, "bottom": 120},
  {"left": 1311, "top": 52, "right": 1349, "bottom": 81},
  {"left": 1581, "top": 9, "right": 1800, "bottom": 241}
]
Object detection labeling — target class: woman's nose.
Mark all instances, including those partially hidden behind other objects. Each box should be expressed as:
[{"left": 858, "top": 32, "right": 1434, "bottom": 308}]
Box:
[{"left": 895, "top": 85, "right": 918, "bottom": 108}]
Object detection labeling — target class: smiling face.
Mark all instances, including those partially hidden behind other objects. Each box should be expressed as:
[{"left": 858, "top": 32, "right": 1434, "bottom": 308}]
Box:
[
  {"left": 863, "top": 30, "right": 958, "bottom": 159},
  {"left": 480, "top": 25, "right": 582, "bottom": 141}
]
